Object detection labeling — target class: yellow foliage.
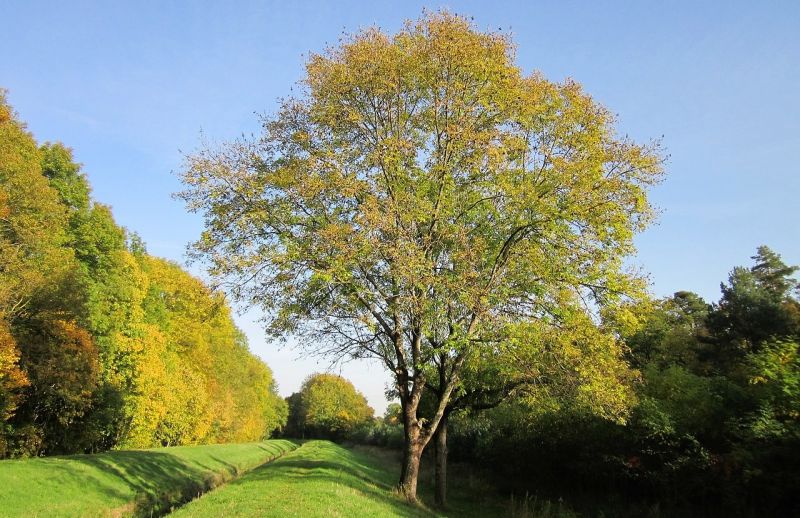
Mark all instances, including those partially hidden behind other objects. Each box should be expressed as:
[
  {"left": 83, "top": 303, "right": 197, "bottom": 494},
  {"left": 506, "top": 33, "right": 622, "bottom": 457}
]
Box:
[{"left": 0, "top": 320, "right": 28, "bottom": 423}]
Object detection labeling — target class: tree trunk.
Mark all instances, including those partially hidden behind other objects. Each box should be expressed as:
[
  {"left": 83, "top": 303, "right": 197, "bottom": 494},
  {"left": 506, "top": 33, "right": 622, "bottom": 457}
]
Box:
[
  {"left": 399, "top": 429, "right": 423, "bottom": 502},
  {"left": 399, "top": 422, "right": 408, "bottom": 484},
  {"left": 396, "top": 360, "right": 457, "bottom": 503},
  {"left": 434, "top": 414, "right": 448, "bottom": 507}
]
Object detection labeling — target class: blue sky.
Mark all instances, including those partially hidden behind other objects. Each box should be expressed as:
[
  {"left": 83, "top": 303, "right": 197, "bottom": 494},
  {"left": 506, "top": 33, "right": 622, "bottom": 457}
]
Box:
[{"left": 2, "top": 1, "right": 798, "bottom": 413}]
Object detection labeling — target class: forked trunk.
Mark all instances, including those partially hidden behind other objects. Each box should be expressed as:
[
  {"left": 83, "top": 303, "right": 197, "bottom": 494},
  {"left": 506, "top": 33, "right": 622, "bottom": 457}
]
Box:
[
  {"left": 434, "top": 415, "right": 448, "bottom": 507},
  {"left": 397, "top": 365, "right": 457, "bottom": 503}
]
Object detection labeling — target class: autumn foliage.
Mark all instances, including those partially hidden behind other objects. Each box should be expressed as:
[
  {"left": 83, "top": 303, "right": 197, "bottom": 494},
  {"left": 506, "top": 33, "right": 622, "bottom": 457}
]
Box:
[
  {"left": 285, "top": 373, "right": 374, "bottom": 440},
  {"left": 0, "top": 91, "right": 287, "bottom": 457},
  {"left": 178, "top": 11, "right": 662, "bottom": 501}
]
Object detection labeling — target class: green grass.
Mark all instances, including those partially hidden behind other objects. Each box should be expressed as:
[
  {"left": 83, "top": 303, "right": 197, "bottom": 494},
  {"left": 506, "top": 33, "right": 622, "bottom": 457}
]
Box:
[
  {"left": 0, "top": 439, "right": 297, "bottom": 517},
  {"left": 172, "top": 440, "right": 507, "bottom": 517}
]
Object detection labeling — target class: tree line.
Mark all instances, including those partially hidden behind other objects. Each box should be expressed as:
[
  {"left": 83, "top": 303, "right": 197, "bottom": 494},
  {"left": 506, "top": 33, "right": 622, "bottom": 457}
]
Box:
[
  {"left": 0, "top": 92, "right": 287, "bottom": 457},
  {"left": 442, "top": 246, "right": 799, "bottom": 514}
]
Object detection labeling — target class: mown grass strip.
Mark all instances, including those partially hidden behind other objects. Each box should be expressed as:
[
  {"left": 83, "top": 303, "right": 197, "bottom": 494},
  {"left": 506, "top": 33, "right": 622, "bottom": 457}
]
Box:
[
  {"left": 171, "top": 440, "right": 434, "bottom": 517},
  {"left": 0, "top": 439, "right": 297, "bottom": 517},
  {"left": 170, "top": 440, "right": 508, "bottom": 517}
]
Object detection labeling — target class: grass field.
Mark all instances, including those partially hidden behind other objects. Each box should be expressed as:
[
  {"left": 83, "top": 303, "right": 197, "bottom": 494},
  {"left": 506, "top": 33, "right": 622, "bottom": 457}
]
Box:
[
  {"left": 172, "top": 440, "right": 507, "bottom": 517},
  {"left": 0, "top": 439, "right": 542, "bottom": 517},
  {"left": 0, "top": 439, "right": 297, "bottom": 517}
]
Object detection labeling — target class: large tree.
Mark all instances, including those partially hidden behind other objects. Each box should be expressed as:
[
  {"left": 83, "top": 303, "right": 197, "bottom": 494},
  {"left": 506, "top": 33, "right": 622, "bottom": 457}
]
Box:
[{"left": 179, "top": 12, "right": 662, "bottom": 500}]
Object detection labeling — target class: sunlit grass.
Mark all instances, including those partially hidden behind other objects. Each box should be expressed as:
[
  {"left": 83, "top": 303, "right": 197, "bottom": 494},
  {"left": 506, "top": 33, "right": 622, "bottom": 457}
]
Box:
[
  {"left": 172, "top": 440, "right": 427, "bottom": 517},
  {"left": 173, "top": 440, "right": 508, "bottom": 517},
  {"left": 0, "top": 439, "right": 296, "bottom": 517}
]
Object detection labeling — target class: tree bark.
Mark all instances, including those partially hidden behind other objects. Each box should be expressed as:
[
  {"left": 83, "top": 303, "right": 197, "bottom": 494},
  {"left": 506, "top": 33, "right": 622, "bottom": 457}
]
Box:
[
  {"left": 434, "top": 414, "right": 448, "bottom": 507},
  {"left": 399, "top": 415, "right": 409, "bottom": 484},
  {"left": 399, "top": 428, "right": 423, "bottom": 502},
  {"left": 396, "top": 350, "right": 462, "bottom": 502}
]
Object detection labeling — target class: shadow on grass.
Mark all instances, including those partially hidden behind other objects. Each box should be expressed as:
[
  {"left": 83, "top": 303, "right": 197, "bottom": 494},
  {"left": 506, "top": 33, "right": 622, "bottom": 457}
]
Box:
[
  {"left": 72, "top": 451, "right": 218, "bottom": 515},
  {"left": 210, "top": 442, "right": 430, "bottom": 517},
  {"left": 104, "top": 442, "right": 293, "bottom": 516},
  {"left": 2, "top": 440, "right": 297, "bottom": 517}
]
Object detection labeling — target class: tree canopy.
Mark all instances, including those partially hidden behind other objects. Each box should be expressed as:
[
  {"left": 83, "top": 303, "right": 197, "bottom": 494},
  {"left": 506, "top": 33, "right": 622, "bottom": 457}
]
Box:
[
  {"left": 179, "top": 11, "right": 663, "bottom": 500},
  {"left": 285, "top": 373, "right": 373, "bottom": 440}
]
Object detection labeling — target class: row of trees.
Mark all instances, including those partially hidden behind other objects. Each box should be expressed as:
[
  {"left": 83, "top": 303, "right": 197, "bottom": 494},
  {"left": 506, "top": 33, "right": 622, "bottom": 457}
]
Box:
[
  {"left": 445, "top": 247, "right": 799, "bottom": 514},
  {"left": 0, "top": 92, "right": 287, "bottom": 457}
]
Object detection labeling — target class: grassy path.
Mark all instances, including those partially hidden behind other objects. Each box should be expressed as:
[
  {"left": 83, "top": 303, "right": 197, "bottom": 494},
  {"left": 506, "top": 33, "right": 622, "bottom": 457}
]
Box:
[
  {"left": 0, "top": 439, "right": 297, "bottom": 517},
  {"left": 171, "top": 440, "right": 426, "bottom": 517},
  {"left": 171, "top": 440, "right": 507, "bottom": 517}
]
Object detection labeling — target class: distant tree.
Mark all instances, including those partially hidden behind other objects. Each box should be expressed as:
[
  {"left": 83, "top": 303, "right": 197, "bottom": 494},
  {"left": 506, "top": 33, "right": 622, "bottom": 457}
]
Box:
[
  {"left": 12, "top": 318, "right": 100, "bottom": 454},
  {"left": 288, "top": 373, "right": 373, "bottom": 440},
  {"left": 37, "top": 140, "right": 133, "bottom": 450},
  {"left": 747, "top": 338, "right": 799, "bottom": 437},
  {"left": 625, "top": 291, "right": 711, "bottom": 371},
  {"left": 284, "top": 392, "right": 306, "bottom": 438},
  {"left": 0, "top": 91, "right": 73, "bottom": 323},
  {"left": 40, "top": 143, "right": 90, "bottom": 212},
  {"left": 707, "top": 246, "right": 800, "bottom": 373},
  {"left": 751, "top": 246, "right": 800, "bottom": 298},
  {"left": 383, "top": 403, "right": 402, "bottom": 426},
  {"left": 0, "top": 91, "right": 98, "bottom": 455},
  {"left": 178, "top": 12, "right": 662, "bottom": 500}
]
